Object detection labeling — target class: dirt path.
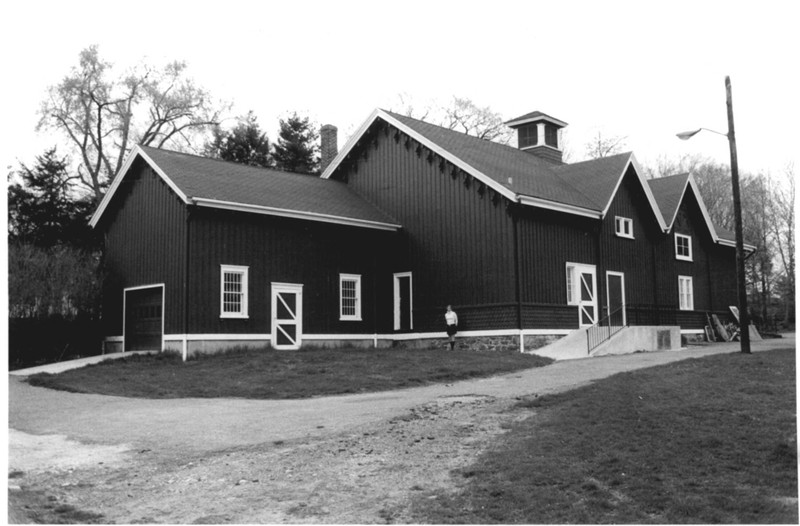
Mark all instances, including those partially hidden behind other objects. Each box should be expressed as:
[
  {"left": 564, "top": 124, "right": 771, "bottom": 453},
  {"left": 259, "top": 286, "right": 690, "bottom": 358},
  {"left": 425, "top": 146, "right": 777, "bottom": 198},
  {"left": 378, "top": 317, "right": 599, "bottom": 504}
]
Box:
[
  {"left": 9, "top": 394, "right": 528, "bottom": 524},
  {"left": 9, "top": 337, "right": 794, "bottom": 523}
]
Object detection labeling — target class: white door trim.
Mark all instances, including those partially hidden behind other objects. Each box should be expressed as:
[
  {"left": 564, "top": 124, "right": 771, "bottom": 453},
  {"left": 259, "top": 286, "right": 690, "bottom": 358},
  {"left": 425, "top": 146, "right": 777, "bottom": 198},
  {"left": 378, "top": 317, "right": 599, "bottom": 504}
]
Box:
[
  {"left": 606, "top": 271, "right": 627, "bottom": 326},
  {"left": 568, "top": 263, "right": 597, "bottom": 328},
  {"left": 271, "top": 282, "right": 303, "bottom": 350},
  {"left": 393, "top": 272, "right": 413, "bottom": 331},
  {"left": 122, "top": 283, "right": 165, "bottom": 353}
]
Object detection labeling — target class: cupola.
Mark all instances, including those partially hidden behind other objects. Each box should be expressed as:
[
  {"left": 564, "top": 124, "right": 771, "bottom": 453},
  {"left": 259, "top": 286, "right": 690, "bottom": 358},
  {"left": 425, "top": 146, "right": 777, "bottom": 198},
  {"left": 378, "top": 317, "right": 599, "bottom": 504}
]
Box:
[{"left": 505, "top": 111, "right": 568, "bottom": 164}]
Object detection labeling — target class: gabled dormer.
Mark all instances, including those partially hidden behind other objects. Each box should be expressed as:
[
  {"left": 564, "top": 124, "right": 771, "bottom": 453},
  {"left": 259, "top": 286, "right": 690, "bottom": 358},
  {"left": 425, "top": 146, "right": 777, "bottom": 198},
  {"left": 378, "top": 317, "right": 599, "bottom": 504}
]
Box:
[{"left": 505, "top": 111, "right": 568, "bottom": 164}]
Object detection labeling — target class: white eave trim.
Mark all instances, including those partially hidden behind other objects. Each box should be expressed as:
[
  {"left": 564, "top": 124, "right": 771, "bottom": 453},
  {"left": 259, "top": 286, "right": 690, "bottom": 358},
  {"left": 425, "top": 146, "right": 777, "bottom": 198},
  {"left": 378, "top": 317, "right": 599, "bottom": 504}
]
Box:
[
  {"left": 89, "top": 145, "right": 192, "bottom": 228},
  {"left": 192, "top": 197, "right": 402, "bottom": 231},
  {"left": 601, "top": 154, "right": 668, "bottom": 232},
  {"left": 321, "top": 109, "right": 519, "bottom": 203},
  {"left": 663, "top": 175, "right": 755, "bottom": 251},
  {"left": 517, "top": 195, "right": 601, "bottom": 218}
]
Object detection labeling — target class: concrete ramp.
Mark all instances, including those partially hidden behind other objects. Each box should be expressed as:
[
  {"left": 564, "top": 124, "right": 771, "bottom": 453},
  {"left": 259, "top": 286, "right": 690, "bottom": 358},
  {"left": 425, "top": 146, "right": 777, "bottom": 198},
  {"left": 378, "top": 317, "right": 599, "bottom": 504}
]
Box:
[
  {"left": 528, "top": 328, "right": 590, "bottom": 361},
  {"left": 591, "top": 326, "right": 681, "bottom": 357},
  {"left": 529, "top": 326, "right": 683, "bottom": 361}
]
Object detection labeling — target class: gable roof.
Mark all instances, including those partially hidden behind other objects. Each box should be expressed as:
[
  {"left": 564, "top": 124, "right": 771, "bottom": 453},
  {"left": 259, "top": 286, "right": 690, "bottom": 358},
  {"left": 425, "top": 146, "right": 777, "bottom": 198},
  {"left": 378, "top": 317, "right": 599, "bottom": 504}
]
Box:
[
  {"left": 647, "top": 172, "right": 755, "bottom": 250},
  {"left": 90, "top": 145, "right": 402, "bottom": 231},
  {"left": 323, "top": 109, "right": 666, "bottom": 228}
]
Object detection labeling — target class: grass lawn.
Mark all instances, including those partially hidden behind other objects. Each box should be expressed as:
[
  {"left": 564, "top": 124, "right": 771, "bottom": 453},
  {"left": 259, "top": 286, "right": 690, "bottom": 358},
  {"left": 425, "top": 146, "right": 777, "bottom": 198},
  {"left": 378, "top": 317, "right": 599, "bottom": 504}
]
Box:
[
  {"left": 26, "top": 346, "right": 552, "bottom": 399},
  {"left": 415, "top": 348, "right": 798, "bottom": 524}
]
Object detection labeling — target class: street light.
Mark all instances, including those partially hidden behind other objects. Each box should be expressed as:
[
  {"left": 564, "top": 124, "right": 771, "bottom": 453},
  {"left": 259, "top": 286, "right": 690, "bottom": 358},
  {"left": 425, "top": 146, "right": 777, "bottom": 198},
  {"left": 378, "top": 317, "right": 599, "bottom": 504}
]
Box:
[{"left": 677, "top": 75, "right": 751, "bottom": 354}]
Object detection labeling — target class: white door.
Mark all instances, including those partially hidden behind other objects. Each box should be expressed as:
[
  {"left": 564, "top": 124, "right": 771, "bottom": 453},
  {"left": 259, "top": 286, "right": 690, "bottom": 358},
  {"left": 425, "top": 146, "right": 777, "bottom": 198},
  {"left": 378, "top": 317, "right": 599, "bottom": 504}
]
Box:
[
  {"left": 271, "top": 283, "right": 303, "bottom": 350},
  {"left": 574, "top": 265, "right": 598, "bottom": 327}
]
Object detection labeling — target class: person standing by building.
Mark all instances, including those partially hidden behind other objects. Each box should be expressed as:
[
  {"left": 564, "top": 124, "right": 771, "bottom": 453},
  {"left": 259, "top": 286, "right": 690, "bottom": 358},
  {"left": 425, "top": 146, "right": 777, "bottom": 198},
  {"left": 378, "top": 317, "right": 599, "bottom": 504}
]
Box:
[{"left": 445, "top": 305, "right": 459, "bottom": 350}]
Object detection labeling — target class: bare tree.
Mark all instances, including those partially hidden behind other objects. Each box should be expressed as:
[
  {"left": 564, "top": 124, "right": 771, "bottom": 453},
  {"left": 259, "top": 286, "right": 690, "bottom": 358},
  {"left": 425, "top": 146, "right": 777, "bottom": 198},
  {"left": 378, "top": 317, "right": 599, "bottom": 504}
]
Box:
[
  {"left": 768, "top": 164, "right": 795, "bottom": 326},
  {"left": 583, "top": 131, "right": 627, "bottom": 160},
  {"left": 38, "top": 46, "right": 227, "bottom": 204},
  {"left": 390, "top": 94, "right": 513, "bottom": 144}
]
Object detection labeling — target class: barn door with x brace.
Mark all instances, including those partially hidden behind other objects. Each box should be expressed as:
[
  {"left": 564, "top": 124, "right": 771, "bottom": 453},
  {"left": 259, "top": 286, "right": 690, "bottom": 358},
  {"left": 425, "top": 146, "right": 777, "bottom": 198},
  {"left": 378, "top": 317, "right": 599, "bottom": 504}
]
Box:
[
  {"left": 271, "top": 283, "right": 303, "bottom": 350},
  {"left": 567, "top": 263, "right": 598, "bottom": 327}
]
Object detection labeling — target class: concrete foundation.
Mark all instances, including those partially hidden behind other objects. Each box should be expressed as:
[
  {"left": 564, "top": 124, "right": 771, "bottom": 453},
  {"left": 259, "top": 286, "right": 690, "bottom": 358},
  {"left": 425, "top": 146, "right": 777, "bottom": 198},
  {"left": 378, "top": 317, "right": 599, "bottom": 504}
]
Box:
[{"left": 591, "top": 326, "right": 682, "bottom": 357}]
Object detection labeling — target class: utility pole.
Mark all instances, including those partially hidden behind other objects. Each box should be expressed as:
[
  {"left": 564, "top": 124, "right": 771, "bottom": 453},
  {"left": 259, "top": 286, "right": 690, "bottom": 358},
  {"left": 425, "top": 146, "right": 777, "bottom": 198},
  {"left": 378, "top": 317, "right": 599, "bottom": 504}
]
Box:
[{"left": 725, "top": 76, "right": 751, "bottom": 353}]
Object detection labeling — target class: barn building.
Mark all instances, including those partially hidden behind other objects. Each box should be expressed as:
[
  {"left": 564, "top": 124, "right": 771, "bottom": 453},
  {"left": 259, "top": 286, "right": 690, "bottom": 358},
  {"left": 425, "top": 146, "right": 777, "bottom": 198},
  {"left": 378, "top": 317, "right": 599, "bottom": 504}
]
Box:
[{"left": 89, "top": 108, "right": 750, "bottom": 359}]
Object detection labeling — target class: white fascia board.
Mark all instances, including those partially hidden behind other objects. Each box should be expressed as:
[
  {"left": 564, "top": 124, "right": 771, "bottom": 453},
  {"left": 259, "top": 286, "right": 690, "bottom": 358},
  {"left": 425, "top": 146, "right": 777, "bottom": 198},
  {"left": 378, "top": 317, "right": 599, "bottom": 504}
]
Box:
[
  {"left": 89, "top": 145, "right": 192, "bottom": 227},
  {"left": 517, "top": 195, "right": 601, "bottom": 218},
  {"left": 664, "top": 175, "right": 755, "bottom": 251},
  {"left": 686, "top": 175, "right": 721, "bottom": 242},
  {"left": 505, "top": 115, "right": 569, "bottom": 128},
  {"left": 322, "top": 109, "right": 519, "bottom": 203},
  {"left": 662, "top": 175, "right": 690, "bottom": 230},
  {"left": 321, "top": 108, "right": 382, "bottom": 180},
  {"left": 601, "top": 154, "right": 668, "bottom": 232},
  {"left": 192, "top": 197, "right": 402, "bottom": 232},
  {"left": 717, "top": 238, "right": 757, "bottom": 251}
]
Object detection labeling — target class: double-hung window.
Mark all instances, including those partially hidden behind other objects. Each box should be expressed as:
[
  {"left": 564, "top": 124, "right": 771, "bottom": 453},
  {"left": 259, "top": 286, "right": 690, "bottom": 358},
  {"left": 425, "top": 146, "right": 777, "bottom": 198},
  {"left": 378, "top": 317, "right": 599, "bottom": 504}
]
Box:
[
  {"left": 615, "top": 216, "right": 633, "bottom": 239},
  {"left": 675, "top": 233, "right": 693, "bottom": 261},
  {"left": 339, "top": 273, "right": 362, "bottom": 321},
  {"left": 678, "top": 275, "right": 694, "bottom": 311},
  {"left": 220, "top": 265, "right": 249, "bottom": 318}
]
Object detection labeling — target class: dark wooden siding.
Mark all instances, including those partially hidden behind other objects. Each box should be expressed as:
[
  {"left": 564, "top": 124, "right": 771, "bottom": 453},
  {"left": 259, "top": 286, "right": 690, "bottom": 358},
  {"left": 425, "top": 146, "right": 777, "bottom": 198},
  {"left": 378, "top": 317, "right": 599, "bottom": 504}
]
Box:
[
  {"left": 515, "top": 206, "right": 595, "bottom": 329},
  {"left": 100, "top": 160, "right": 187, "bottom": 337},
  {"left": 186, "top": 207, "right": 398, "bottom": 335},
  {"left": 335, "top": 124, "right": 517, "bottom": 332},
  {"left": 598, "top": 167, "right": 664, "bottom": 316}
]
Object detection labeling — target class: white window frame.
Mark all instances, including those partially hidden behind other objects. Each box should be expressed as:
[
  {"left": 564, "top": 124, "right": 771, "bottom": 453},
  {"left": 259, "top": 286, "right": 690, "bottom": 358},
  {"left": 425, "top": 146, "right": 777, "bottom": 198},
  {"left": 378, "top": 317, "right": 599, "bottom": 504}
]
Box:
[
  {"left": 566, "top": 264, "right": 578, "bottom": 305},
  {"left": 339, "top": 273, "right": 362, "bottom": 321},
  {"left": 220, "top": 264, "right": 249, "bottom": 319},
  {"left": 675, "top": 233, "right": 693, "bottom": 261},
  {"left": 615, "top": 216, "right": 634, "bottom": 239},
  {"left": 678, "top": 275, "right": 694, "bottom": 311}
]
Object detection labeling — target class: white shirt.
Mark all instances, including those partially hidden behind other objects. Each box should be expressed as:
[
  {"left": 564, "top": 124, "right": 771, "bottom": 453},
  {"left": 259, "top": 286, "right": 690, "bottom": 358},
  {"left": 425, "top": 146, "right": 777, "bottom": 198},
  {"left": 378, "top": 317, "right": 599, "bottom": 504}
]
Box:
[{"left": 445, "top": 311, "right": 458, "bottom": 325}]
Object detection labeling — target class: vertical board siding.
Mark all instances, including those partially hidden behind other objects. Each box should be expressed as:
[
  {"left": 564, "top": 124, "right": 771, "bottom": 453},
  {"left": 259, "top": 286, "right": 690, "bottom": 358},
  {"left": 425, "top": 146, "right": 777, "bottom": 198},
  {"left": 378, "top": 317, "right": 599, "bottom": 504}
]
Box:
[
  {"left": 188, "top": 208, "right": 398, "bottom": 335},
  {"left": 338, "top": 124, "right": 517, "bottom": 332},
  {"left": 101, "top": 161, "right": 186, "bottom": 336},
  {"left": 517, "top": 206, "right": 595, "bottom": 306},
  {"left": 598, "top": 168, "right": 664, "bottom": 317}
]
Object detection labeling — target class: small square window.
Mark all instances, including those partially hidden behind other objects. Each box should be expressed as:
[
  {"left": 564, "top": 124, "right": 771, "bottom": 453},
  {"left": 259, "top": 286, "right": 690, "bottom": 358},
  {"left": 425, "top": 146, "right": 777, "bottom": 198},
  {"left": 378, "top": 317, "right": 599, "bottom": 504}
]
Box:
[
  {"left": 340, "top": 274, "right": 362, "bottom": 321},
  {"left": 221, "top": 265, "right": 248, "bottom": 318},
  {"left": 675, "top": 234, "right": 692, "bottom": 261},
  {"left": 615, "top": 216, "right": 633, "bottom": 239},
  {"left": 678, "top": 275, "right": 694, "bottom": 310}
]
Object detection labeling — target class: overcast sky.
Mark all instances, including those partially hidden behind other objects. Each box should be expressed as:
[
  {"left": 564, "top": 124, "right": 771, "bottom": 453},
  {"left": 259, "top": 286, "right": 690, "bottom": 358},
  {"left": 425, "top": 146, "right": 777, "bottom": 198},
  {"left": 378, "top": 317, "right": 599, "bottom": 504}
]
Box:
[{"left": 1, "top": 0, "right": 798, "bottom": 179}]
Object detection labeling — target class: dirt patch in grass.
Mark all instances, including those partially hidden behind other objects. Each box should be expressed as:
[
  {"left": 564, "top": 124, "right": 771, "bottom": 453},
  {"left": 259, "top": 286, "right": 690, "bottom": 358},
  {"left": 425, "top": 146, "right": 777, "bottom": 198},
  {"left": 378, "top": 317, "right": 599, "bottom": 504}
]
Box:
[
  {"left": 412, "top": 348, "right": 798, "bottom": 524},
  {"left": 8, "top": 395, "right": 527, "bottom": 524},
  {"left": 26, "top": 347, "right": 551, "bottom": 399}
]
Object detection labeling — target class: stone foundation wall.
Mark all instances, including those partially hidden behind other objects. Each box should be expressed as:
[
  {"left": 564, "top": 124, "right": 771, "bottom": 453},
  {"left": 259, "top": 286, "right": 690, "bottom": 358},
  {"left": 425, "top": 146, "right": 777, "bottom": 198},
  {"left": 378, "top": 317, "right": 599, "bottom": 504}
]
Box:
[
  {"left": 107, "top": 333, "right": 568, "bottom": 357},
  {"left": 390, "top": 334, "right": 565, "bottom": 353}
]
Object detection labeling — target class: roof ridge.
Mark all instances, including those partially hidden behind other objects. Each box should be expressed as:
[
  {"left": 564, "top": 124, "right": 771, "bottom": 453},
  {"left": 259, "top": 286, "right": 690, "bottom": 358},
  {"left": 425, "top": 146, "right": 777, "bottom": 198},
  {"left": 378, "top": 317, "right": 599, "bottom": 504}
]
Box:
[
  {"left": 380, "top": 108, "right": 540, "bottom": 158},
  {"left": 138, "top": 144, "right": 325, "bottom": 180}
]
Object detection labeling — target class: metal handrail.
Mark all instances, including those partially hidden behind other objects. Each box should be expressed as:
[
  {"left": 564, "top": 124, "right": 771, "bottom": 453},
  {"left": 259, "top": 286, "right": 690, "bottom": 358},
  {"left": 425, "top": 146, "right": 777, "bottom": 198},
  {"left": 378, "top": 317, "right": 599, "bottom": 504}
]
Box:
[{"left": 587, "top": 305, "right": 627, "bottom": 354}]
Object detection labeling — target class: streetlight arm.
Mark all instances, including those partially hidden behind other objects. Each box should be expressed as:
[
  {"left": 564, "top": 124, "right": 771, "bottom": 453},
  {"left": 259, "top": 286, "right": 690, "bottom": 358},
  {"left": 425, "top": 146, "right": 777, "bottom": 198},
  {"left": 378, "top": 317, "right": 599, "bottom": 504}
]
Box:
[{"left": 676, "top": 127, "right": 729, "bottom": 140}]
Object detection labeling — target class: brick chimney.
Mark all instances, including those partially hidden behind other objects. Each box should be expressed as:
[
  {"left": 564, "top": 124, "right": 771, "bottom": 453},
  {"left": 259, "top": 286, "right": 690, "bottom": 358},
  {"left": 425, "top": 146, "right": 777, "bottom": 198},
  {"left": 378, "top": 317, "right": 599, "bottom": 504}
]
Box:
[
  {"left": 504, "top": 111, "right": 568, "bottom": 164},
  {"left": 320, "top": 124, "right": 338, "bottom": 172}
]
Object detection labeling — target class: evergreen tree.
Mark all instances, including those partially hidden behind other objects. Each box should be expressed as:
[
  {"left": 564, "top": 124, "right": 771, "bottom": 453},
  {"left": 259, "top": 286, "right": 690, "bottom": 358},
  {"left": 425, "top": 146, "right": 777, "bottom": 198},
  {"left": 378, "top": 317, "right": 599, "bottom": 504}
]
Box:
[
  {"left": 206, "top": 111, "right": 273, "bottom": 168},
  {"left": 272, "top": 112, "right": 319, "bottom": 174},
  {"left": 8, "top": 148, "right": 97, "bottom": 249}
]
